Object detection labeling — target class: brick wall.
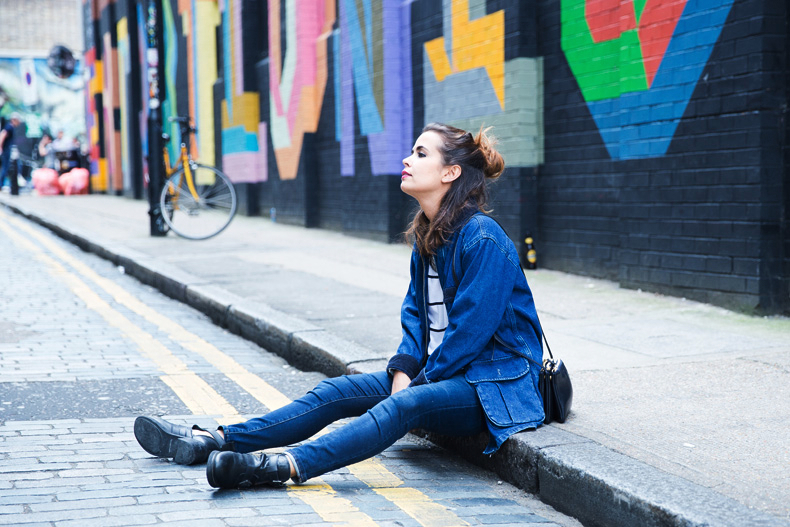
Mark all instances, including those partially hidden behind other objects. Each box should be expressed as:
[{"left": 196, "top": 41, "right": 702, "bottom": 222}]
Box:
[
  {"left": 81, "top": 0, "right": 790, "bottom": 313},
  {"left": 537, "top": 0, "right": 789, "bottom": 312},
  {"left": 785, "top": 2, "right": 790, "bottom": 309},
  {"left": 0, "top": 0, "right": 84, "bottom": 54}
]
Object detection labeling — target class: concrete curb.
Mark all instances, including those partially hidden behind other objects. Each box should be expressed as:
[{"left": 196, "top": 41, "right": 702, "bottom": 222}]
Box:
[{"left": 3, "top": 199, "right": 786, "bottom": 527}]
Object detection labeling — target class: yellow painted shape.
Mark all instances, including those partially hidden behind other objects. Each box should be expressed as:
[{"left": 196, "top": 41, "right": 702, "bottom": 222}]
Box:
[
  {"left": 423, "top": 0, "right": 505, "bottom": 108},
  {"left": 424, "top": 38, "right": 453, "bottom": 82},
  {"left": 181, "top": 7, "right": 190, "bottom": 37},
  {"left": 90, "top": 116, "right": 99, "bottom": 144},
  {"left": 117, "top": 17, "right": 127, "bottom": 41},
  {"left": 194, "top": 0, "right": 221, "bottom": 166},
  {"left": 96, "top": 158, "right": 108, "bottom": 192},
  {"left": 91, "top": 60, "right": 103, "bottom": 94},
  {"left": 221, "top": 92, "right": 261, "bottom": 133}
]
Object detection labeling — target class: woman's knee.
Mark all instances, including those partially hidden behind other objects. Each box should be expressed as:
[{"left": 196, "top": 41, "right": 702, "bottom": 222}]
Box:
[{"left": 309, "top": 372, "right": 390, "bottom": 403}]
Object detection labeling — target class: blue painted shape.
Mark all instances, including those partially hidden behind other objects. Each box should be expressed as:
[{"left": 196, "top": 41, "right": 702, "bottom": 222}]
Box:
[
  {"left": 341, "top": 0, "right": 384, "bottom": 135},
  {"left": 586, "top": 0, "right": 735, "bottom": 160},
  {"left": 423, "top": 55, "right": 503, "bottom": 123},
  {"left": 222, "top": 126, "right": 259, "bottom": 155}
]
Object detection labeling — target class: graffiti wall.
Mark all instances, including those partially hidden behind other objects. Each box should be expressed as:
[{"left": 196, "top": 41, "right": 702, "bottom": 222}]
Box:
[
  {"left": 82, "top": 0, "right": 789, "bottom": 312},
  {"left": 0, "top": 57, "right": 85, "bottom": 142},
  {"left": 541, "top": 0, "right": 787, "bottom": 310}
]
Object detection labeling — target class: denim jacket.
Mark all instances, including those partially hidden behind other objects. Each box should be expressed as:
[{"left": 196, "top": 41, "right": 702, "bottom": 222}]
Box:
[{"left": 387, "top": 212, "right": 545, "bottom": 453}]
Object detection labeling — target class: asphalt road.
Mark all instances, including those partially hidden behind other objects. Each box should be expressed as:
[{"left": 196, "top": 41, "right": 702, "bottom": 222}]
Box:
[{"left": 0, "top": 212, "right": 582, "bottom": 527}]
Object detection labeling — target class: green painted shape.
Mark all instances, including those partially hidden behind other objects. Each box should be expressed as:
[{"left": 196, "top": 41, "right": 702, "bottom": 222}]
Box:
[
  {"left": 561, "top": 0, "right": 648, "bottom": 102},
  {"left": 633, "top": 0, "right": 648, "bottom": 23},
  {"left": 162, "top": 0, "right": 179, "bottom": 161}
]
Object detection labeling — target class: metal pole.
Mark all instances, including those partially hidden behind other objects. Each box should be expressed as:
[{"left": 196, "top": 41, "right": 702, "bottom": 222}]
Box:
[{"left": 146, "top": 0, "right": 167, "bottom": 236}]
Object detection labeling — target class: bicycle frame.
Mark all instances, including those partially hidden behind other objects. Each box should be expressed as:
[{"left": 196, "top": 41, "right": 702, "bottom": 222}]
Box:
[
  {"left": 158, "top": 115, "right": 238, "bottom": 240},
  {"left": 162, "top": 140, "right": 201, "bottom": 206}
]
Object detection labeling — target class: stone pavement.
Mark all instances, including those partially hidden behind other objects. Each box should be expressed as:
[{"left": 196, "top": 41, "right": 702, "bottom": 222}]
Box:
[{"left": 2, "top": 193, "right": 789, "bottom": 527}]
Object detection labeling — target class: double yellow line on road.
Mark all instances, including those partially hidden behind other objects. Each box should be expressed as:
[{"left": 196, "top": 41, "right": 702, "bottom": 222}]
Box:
[{"left": 0, "top": 209, "right": 467, "bottom": 527}]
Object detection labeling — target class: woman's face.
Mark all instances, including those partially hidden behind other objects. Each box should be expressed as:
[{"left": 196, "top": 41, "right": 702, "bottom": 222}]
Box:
[{"left": 401, "top": 131, "right": 454, "bottom": 201}]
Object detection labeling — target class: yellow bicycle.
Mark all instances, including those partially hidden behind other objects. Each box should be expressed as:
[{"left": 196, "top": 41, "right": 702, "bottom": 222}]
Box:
[{"left": 160, "top": 116, "right": 237, "bottom": 240}]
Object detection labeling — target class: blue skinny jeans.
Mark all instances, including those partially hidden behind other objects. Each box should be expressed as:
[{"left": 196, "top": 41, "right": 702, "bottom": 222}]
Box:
[{"left": 222, "top": 371, "right": 484, "bottom": 482}]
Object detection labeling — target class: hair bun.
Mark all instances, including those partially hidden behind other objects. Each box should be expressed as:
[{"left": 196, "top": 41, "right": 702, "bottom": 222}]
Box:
[{"left": 474, "top": 126, "right": 505, "bottom": 180}]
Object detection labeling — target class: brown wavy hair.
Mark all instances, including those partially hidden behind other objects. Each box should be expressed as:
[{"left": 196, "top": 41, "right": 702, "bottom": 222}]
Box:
[{"left": 405, "top": 123, "right": 505, "bottom": 257}]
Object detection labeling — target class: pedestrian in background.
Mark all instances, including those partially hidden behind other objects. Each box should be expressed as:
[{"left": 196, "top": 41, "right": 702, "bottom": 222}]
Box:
[
  {"left": 37, "top": 133, "right": 57, "bottom": 170},
  {"left": 0, "top": 113, "right": 23, "bottom": 193},
  {"left": 51, "top": 130, "right": 71, "bottom": 152},
  {"left": 133, "top": 123, "right": 546, "bottom": 489}
]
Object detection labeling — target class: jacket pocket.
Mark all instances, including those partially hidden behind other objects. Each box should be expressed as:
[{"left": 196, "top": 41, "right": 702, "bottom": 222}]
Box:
[{"left": 465, "top": 356, "right": 535, "bottom": 427}]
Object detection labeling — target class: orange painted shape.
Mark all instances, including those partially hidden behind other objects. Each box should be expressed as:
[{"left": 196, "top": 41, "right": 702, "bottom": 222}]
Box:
[
  {"left": 273, "top": 85, "right": 316, "bottom": 181},
  {"left": 638, "top": 0, "right": 687, "bottom": 86},
  {"left": 586, "top": 0, "right": 636, "bottom": 43}
]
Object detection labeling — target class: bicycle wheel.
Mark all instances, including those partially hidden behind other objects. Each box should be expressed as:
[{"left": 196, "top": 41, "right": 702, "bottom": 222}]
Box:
[{"left": 159, "top": 163, "right": 237, "bottom": 240}]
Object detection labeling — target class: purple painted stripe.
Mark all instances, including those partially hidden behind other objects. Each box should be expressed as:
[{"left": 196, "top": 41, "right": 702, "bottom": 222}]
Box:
[{"left": 340, "top": 0, "right": 355, "bottom": 176}]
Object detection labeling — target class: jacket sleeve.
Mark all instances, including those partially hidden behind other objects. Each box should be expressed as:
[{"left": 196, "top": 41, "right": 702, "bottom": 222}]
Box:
[
  {"left": 420, "top": 234, "right": 517, "bottom": 383},
  {"left": 386, "top": 249, "right": 423, "bottom": 380}
]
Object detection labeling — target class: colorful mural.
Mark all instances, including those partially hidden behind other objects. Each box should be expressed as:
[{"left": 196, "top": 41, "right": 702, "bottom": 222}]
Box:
[
  {"left": 0, "top": 57, "right": 85, "bottom": 139},
  {"left": 333, "top": 0, "right": 412, "bottom": 177},
  {"left": 267, "top": 0, "right": 335, "bottom": 181},
  {"left": 160, "top": 0, "right": 221, "bottom": 184},
  {"left": 79, "top": 0, "right": 790, "bottom": 312},
  {"left": 102, "top": 26, "right": 122, "bottom": 192},
  {"left": 191, "top": 0, "right": 220, "bottom": 167},
  {"left": 84, "top": 0, "right": 105, "bottom": 190},
  {"left": 422, "top": 0, "right": 544, "bottom": 167},
  {"left": 136, "top": 2, "right": 149, "bottom": 173},
  {"left": 217, "top": 0, "right": 266, "bottom": 183},
  {"left": 561, "top": 0, "right": 736, "bottom": 159},
  {"left": 118, "top": 16, "right": 133, "bottom": 191}
]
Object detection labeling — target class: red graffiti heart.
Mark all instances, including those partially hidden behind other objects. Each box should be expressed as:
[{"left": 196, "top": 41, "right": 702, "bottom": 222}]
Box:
[{"left": 585, "top": 0, "right": 688, "bottom": 86}]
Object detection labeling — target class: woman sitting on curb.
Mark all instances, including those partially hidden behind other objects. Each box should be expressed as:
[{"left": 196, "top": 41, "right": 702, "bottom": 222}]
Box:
[{"left": 133, "top": 123, "right": 546, "bottom": 489}]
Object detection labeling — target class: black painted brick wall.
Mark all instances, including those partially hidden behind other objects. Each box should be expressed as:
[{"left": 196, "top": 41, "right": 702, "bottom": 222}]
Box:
[
  {"left": 536, "top": 0, "right": 789, "bottom": 312},
  {"left": 784, "top": 1, "right": 790, "bottom": 310}
]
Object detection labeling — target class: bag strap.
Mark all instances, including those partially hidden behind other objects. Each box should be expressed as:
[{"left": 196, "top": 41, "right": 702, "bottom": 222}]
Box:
[{"left": 449, "top": 214, "right": 555, "bottom": 364}]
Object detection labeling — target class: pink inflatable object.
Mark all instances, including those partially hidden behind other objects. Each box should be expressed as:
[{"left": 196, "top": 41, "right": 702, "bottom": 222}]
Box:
[
  {"left": 32, "top": 168, "right": 61, "bottom": 195},
  {"left": 59, "top": 168, "right": 89, "bottom": 195}
]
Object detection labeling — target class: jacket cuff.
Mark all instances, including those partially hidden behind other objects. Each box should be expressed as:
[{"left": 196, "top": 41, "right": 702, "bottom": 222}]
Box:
[
  {"left": 386, "top": 354, "right": 421, "bottom": 380},
  {"left": 408, "top": 370, "right": 428, "bottom": 387}
]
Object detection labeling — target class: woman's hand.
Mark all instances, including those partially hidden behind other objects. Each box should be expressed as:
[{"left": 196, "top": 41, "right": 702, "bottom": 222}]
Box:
[{"left": 391, "top": 371, "right": 411, "bottom": 395}]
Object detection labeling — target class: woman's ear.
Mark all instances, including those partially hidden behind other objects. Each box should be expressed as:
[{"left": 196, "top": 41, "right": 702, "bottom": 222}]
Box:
[{"left": 442, "top": 165, "right": 462, "bottom": 183}]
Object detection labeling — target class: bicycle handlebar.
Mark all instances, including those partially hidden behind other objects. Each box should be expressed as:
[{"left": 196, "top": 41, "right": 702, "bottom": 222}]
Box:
[{"left": 164, "top": 115, "right": 197, "bottom": 140}]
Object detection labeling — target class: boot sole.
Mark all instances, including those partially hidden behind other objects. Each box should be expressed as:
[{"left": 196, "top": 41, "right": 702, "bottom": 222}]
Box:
[{"left": 134, "top": 416, "right": 202, "bottom": 465}]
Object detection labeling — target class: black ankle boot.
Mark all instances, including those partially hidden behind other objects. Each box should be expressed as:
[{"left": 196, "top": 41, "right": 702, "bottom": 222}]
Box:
[
  {"left": 134, "top": 416, "right": 225, "bottom": 465},
  {"left": 206, "top": 451, "right": 291, "bottom": 489}
]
